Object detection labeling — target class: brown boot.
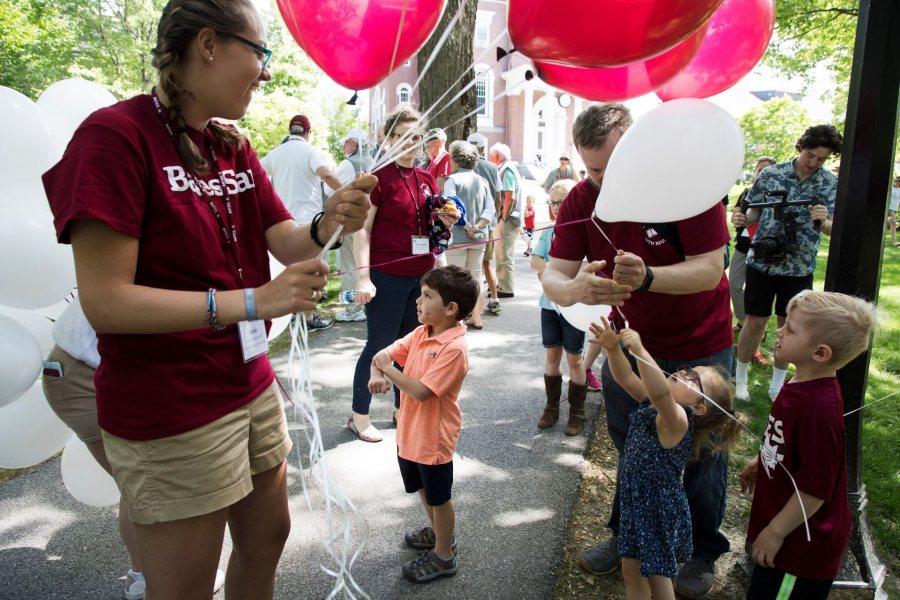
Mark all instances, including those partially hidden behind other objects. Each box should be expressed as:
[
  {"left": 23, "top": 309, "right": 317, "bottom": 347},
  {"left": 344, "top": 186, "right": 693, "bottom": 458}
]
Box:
[
  {"left": 565, "top": 380, "right": 588, "bottom": 436},
  {"left": 538, "top": 374, "right": 563, "bottom": 429}
]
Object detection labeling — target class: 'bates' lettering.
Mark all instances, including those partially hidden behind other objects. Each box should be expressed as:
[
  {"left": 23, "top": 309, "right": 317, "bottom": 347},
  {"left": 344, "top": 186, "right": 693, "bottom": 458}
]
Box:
[{"left": 163, "top": 165, "right": 256, "bottom": 197}]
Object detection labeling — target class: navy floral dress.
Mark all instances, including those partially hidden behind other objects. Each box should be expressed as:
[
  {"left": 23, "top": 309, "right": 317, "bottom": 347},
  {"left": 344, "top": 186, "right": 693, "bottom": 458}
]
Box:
[{"left": 617, "top": 402, "right": 693, "bottom": 577}]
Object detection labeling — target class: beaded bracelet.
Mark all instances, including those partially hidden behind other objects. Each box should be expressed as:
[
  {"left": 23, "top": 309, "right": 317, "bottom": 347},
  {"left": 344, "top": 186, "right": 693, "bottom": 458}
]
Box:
[{"left": 205, "top": 288, "right": 225, "bottom": 331}]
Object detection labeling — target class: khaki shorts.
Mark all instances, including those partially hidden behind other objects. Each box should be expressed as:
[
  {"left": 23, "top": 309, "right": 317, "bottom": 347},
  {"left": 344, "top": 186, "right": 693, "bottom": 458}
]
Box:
[
  {"left": 482, "top": 227, "right": 495, "bottom": 262},
  {"left": 103, "top": 381, "right": 292, "bottom": 524},
  {"left": 42, "top": 346, "right": 101, "bottom": 443}
]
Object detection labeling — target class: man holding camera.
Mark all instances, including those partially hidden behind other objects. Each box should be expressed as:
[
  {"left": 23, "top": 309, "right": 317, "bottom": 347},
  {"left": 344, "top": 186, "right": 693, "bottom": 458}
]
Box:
[{"left": 733, "top": 125, "right": 843, "bottom": 401}]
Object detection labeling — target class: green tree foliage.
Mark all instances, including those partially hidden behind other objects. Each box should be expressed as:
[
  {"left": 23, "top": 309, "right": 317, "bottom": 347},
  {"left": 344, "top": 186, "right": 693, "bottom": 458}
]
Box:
[
  {"left": 765, "top": 0, "right": 857, "bottom": 121},
  {"left": 738, "top": 96, "right": 811, "bottom": 176},
  {"left": 0, "top": 0, "right": 76, "bottom": 99}
]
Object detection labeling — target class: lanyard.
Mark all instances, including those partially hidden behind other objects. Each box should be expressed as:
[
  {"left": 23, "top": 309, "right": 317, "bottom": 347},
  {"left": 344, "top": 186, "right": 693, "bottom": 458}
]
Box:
[
  {"left": 395, "top": 163, "right": 423, "bottom": 235},
  {"left": 150, "top": 89, "right": 244, "bottom": 281}
]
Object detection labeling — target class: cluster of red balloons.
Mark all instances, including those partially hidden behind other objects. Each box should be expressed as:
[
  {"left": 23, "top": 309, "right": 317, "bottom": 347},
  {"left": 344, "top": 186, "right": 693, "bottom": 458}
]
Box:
[
  {"left": 512, "top": 0, "right": 775, "bottom": 102},
  {"left": 276, "top": 0, "right": 446, "bottom": 91}
]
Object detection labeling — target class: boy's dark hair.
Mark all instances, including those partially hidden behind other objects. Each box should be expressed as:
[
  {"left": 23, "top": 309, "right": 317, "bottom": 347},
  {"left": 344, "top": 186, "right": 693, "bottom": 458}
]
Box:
[
  {"left": 421, "top": 266, "right": 479, "bottom": 321},
  {"left": 795, "top": 124, "right": 843, "bottom": 157}
]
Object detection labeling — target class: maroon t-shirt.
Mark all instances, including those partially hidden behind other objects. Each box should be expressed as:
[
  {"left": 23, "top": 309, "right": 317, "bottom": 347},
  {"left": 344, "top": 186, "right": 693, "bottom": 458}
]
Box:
[
  {"left": 43, "top": 94, "right": 292, "bottom": 440},
  {"left": 747, "top": 377, "right": 850, "bottom": 580},
  {"left": 370, "top": 162, "right": 438, "bottom": 276},
  {"left": 549, "top": 179, "right": 732, "bottom": 360},
  {"left": 425, "top": 150, "right": 451, "bottom": 180}
]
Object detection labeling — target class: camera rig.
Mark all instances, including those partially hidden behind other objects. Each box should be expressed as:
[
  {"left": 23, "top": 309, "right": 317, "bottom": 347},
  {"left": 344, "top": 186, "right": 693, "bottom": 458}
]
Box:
[{"left": 742, "top": 190, "right": 822, "bottom": 264}]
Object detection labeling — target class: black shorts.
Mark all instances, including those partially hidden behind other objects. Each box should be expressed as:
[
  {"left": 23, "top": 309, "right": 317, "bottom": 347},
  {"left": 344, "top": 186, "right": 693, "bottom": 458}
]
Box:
[
  {"left": 397, "top": 455, "right": 453, "bottom": 506},
  {"left": 744, "top": 266, "right": 813, "bottom": 318},
  {"left": 746, "top": 565, "right": 833, "bottom": 600}
]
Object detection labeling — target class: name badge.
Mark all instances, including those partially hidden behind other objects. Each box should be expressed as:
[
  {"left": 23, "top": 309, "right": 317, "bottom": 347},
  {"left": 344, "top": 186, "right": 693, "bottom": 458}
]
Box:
[
  {"left": 411, "top": 236, "right": 430, "bottom": 255},
  {"left": 238, "top": 319, "right": 268, "bottom": 362}
]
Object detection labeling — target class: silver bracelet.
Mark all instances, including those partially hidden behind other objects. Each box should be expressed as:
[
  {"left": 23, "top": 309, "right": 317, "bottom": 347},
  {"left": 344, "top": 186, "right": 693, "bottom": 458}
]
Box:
[{"left": 244, "top": 287, "right": 258, "bottom": 321}]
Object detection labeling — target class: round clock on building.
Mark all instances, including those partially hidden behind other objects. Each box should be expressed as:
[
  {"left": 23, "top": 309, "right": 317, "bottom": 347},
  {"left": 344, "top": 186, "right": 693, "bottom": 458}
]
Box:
[{"left": 558, "top": 93, "right": 572, "bottom": 108}]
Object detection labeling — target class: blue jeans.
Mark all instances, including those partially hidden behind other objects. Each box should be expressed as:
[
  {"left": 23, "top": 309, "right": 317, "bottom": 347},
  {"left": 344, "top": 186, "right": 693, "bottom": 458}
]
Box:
[
  {"left": 351, "top": 270, "right": 422, "bottom": 414},
  {"left": 602, "top": 346, "right": 733, "bottom": 562}
]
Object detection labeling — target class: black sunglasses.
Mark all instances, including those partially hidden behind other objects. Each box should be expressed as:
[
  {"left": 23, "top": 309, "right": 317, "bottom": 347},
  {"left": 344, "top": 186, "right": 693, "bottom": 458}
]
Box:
[{"left": 220, "top": 32, "right": 272, "bottom": 73}]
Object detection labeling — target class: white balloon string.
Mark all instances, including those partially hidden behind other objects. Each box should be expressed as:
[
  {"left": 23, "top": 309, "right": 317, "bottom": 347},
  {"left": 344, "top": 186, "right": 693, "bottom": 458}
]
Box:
[
  {"left": 843, "top": 390, "right": 899, "bottom": 416},
  {"left": 411, "top": 2, "right": 465, "bottom": 92},
  {"left": 370, "top": 28, "right": 510, "bottom": 172},
  {"left": 589, "top": 215, "right": 630, "bottom": 328},
  {"left": 286, "top": 313, "right": 371, "bottom": 599},
  {"left": 385, "top": 0, "right": 411, "bottom": 83},
  {"left": 320, "top": 224, "right": 344, "bottom": 262},
  {"left": 615, "top": 303, "right": 811, "bottom": 541}
]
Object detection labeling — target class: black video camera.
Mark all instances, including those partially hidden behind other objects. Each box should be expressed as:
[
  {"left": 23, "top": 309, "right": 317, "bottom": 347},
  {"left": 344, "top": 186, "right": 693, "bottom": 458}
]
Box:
[{"left": 745, "top": 190, "right": 821, "bottom": 264}]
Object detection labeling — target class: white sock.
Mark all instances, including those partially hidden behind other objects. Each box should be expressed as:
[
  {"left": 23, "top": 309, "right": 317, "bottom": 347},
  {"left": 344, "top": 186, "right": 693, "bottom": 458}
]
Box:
[
  {"left": 127, "top": 569, "right": 144, "bottom": 580},
  {"left": 769, "top": 368, "right": 788, "bottom": 398},
  {"left": 735, "top": 360, "right": 750, "bottom": 384}
]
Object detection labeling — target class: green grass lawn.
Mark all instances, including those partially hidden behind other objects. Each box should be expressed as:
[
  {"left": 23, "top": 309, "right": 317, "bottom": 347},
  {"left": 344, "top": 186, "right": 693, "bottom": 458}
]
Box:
[{"left": 730, "top": 229, "right": 900, "bottom": 594}]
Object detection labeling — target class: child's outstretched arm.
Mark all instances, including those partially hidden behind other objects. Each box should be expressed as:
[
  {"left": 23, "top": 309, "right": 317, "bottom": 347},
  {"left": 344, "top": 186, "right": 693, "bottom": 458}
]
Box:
[
  {"left": 588, "top": 316, "right": 646, "bottom": 402},
  {"left": 752, "top": 491, "right": 825, "bottom": 568},
  {"left": 620, "top": 329, "right": 689, "bottom": 446},
  {"left": 372, "top": 349, "right": 434, "bottom": 401}
]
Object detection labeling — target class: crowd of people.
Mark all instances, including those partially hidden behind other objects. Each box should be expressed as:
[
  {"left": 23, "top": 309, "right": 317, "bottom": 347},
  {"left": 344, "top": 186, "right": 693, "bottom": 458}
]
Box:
[{"left": 36, "top": 1, "right": 884, "bottom": 598}]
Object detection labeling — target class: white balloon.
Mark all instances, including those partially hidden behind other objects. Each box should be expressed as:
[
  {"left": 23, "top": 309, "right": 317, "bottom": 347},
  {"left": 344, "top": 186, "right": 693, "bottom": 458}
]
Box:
[
  {"left": 0, "top": 315, "right": 43, "bottom": 407},
  {"left": 37, "top": 79, "right": 118, "bottom": 161},
  {"left": 61, "top": 437, "right": 120, "bottom": 507},
  {"left": 0, "top": 381, "right": 73, "bottom": 468},
  {"left": 595, "top": 98, "right": 743, "bottom": 223},
  {"left": 0, "top": 306, "right": 54, "bottom": 355},
  {"left": 557, "top": 302, "right": 613, "bottom": 334},
  {"left": 0, "top": 87, "right": 58, "bottom": 209},
  {"left": 0, "top": 205, "right": 76, "bottom": 309}
]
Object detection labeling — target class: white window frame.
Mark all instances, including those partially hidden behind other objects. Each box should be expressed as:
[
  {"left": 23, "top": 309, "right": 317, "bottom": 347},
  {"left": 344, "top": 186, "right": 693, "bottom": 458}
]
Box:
[
  {"left": 474, "top": 64, "right": 494, "bottom": 125},
  {"left": 396, "top": 83, "right": 412, "bottom": 105},
  {"left": 474, "top": 10, "right": 495, "bottom": 48}
]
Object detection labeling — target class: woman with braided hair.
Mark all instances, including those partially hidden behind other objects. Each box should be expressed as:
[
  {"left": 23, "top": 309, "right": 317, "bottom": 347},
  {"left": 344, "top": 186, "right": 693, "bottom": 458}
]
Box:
[{"left": 42, "top": 1, "right": 375, "bottom": 598}]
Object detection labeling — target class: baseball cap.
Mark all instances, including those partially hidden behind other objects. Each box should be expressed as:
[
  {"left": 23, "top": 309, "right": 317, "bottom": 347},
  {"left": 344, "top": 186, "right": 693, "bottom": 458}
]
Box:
[
  {"left": 339, "top": 128, "right": 369, "bottom": 145},
  {"left": 466, "top": 132, "right": 487, "bottom": 148},
  {"left": 560, "top": 152, "right": 571, "bottom": 160},
  {"left": 289, "top": 114, "right": 311, "bottom": 133},
  {"left": 425, "top": 127, "right": 447, "bottom": 142}
]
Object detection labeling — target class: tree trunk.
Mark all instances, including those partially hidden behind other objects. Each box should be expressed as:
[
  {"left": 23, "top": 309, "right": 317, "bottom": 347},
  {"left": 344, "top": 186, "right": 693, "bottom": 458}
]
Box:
[{"left": 416, "top": 0, "right": 477, "bottom": 144}]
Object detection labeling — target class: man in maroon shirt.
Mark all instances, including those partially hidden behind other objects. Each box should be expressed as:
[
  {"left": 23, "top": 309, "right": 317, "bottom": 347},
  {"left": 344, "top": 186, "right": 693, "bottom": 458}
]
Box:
[
  {"left": 425, "top": 127, "right": 452, "bottom": 188},
  {"left": 541, "top": 103, "right": 733, "bottom": 599}
]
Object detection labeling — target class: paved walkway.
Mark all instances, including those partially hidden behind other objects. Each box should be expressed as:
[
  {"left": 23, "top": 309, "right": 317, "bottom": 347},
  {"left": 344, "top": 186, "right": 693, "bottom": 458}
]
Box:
[{"left": 0, "top": 242, "right": 602, "bottom": 599}]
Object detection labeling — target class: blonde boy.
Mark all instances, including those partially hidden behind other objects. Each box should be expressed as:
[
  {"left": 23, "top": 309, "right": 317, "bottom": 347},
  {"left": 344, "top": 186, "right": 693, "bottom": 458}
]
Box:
[
  {"left": 739, "top": 290, "right": 877, "bottom": 599},
  {"left": 368, "top": 265, "right": 479, "bottom": 583}
]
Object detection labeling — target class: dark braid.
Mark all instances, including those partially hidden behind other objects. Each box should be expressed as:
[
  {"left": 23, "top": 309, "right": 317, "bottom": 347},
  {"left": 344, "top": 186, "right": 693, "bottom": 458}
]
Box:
[{"left": 152, "top": 0, "right": 252, "bottom": 173}]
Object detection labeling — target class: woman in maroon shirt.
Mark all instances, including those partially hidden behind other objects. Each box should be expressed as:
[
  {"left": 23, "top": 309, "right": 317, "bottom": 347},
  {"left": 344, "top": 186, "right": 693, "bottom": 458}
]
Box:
[
  {"left": 42, "top": 1, "right": 374, "bottom": 597},
  {"left": 350, "top": 106, "right": 448, "bottom": 442}
]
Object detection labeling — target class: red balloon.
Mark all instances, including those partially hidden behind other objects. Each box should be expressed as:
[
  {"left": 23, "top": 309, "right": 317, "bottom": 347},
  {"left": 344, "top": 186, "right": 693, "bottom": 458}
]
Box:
[
  {"left": 655, "top": 0, "right": 776, "bottom": 100},
  {"left": 533, "top": 26, "right": 706, "bottom": 102},
  {"left": 508, "top": 0, "right": 724, "bottom": 68},
  {"left": 276, "top": 0, "right": 445, "bottom": 90}
]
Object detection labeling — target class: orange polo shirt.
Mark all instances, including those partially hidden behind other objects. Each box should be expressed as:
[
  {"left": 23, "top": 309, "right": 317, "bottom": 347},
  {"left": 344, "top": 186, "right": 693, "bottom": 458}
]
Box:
[{"left": 388, "top": 323, "right": 468, "bottom": 465}]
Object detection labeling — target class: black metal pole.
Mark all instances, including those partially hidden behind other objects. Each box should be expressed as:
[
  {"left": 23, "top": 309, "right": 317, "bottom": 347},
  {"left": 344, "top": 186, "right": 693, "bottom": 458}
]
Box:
[{"left": 823, "top": 0, "right": 900, "bottom": 593}]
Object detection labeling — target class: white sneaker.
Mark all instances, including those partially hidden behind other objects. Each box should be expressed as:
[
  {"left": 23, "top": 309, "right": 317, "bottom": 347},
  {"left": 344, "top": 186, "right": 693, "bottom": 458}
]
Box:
[
  {"left": 123, "top": 568, "right": 224, "bottom": 599},
  {"left": 335, "top": 309, "right": 366, "bottom": 322},
  {"left": 124, "top": 570, "right": 145, "bottom": 600},
  {"left": 735, "top": 381, "right": 750, "bottom": 401}
]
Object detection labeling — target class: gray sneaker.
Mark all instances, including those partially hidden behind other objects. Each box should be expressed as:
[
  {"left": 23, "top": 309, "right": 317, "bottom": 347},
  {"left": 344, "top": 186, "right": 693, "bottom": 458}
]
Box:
[
  {"left": 675, "top": 559, "right": 716, "bottom": 599},
  {"left": 402, "top": 550, "right": 458, "bottom": 583},
  {"left": 307, "top": 314, "right": 333, "bottom": 330},
  {"left": 487, "top": 299, "right": 501, "bottom": 315},
  {"left": 579, "top": 537, "right": 620, "bottom": 575},
  {"left": 404, "top": 526, "right": 457, "bottom": 550}
]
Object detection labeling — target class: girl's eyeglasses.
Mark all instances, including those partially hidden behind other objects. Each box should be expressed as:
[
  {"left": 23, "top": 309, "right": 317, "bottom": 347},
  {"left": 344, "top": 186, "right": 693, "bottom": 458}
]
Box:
[
  {"left": 677, "top": 365, "right": 704, "bottom": 397},
  {"left": 548, "top": 200, "right": 563, "bottom": 207}
]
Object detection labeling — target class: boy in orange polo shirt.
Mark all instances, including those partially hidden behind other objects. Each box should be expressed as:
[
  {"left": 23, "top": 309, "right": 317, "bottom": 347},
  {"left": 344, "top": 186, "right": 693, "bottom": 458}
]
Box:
[{"left": 369, "top": 265, "right": 479, "bottom": 583}]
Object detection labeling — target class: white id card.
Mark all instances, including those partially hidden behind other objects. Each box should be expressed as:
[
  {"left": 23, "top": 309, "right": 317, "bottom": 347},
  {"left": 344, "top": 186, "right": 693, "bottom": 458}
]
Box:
[
  {"left": 411, "top": 236, "right": 430, "bottom": 255},
  {"left": 238, "top": 319, "right": 268, "bottom": 362}
]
